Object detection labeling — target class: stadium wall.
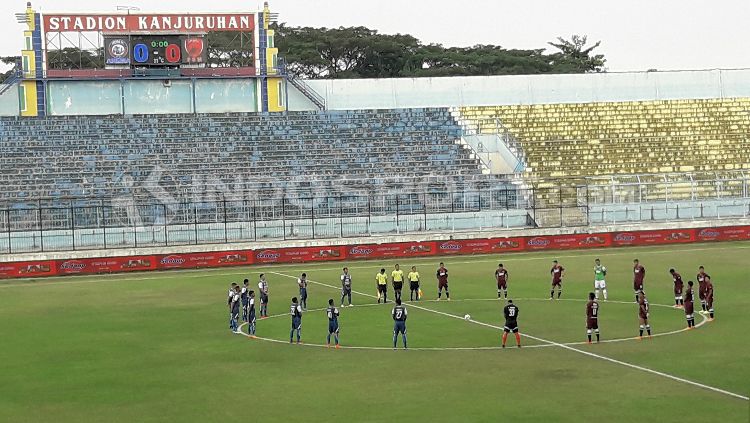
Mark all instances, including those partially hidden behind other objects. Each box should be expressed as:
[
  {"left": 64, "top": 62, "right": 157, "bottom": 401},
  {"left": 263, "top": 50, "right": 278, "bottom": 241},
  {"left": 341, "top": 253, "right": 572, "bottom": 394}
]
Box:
[
  {"left": 2, "top": 219, "right": 748, "bottom": 279},
  {"left": 290, "top": 68, "right": 750, "bottom": 111}
]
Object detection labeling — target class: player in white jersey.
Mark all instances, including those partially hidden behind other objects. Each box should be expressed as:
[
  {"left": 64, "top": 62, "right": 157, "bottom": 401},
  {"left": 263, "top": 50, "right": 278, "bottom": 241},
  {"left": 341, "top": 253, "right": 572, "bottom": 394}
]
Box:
[{"left": 593, "top": 258, "right": 608, "bottom": 300}]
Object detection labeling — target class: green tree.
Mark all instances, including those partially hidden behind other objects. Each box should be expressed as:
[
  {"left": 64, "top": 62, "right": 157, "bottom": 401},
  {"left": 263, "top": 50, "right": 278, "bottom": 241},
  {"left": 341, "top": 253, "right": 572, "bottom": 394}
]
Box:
[
  {"left": 0, "top": 56, "right": 20, "bottom": 83},
  {"left": 547, "top": 35, "right": 606, "bottom": 73}
]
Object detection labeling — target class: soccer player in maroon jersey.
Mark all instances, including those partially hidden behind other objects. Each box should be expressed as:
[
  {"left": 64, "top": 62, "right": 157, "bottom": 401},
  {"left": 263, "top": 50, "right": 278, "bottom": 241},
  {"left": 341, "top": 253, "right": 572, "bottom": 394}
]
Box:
[
  {"left": 705, "top": 279, "right": 715, "bottom": 321},
  {"left": 633, "top": 259, "right": 646, "bottom": 302},
  {"left": 669, "top": 268, "right": 684, "bottom": 308},
  {"left": 495, "top": 263, "right": 509, "bottom": 299},
  {"left": 586, "top": 292, "right": 600, "bottom": 344},
  {"left": 436, "top": 262, "right": 450, "bottom": 301},
  {"left": 637, "top": 291, "right": 651, "bottom": 339},
  {"left": 696, "top": 266, "right": 710, "bottom": 314},
  {"left": 550, "top": 260, "right": 564, "bottom": 300},
  {"left": 684, "top": 281, "right": 696, "bottom": 329}
]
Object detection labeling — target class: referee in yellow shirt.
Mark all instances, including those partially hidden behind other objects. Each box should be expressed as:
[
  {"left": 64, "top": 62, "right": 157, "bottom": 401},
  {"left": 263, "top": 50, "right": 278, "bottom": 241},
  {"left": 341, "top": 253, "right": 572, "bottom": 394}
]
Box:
[
  {"left": 375, "top": 268, "right": 389, "bottom": 303},
  {"left": 391, "top": 264, "right": 405, "bottom": 301},
  {"left": 408, "top": 266, "right": 421, "bottom": 301}
]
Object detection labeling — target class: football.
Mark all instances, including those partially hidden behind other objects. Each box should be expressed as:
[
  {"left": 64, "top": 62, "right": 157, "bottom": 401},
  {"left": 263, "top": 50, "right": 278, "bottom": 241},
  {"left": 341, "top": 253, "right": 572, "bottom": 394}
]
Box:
[{"left": 464, "top": 314, "right": 471, "bottom": 320}]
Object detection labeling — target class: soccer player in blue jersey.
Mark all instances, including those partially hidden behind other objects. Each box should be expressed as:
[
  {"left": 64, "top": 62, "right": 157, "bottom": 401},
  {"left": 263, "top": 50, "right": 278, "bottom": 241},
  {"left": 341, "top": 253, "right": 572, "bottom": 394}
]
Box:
[
  {"left": 326, "top": 299, "right": 341, "bottom": 349},
  {"left": 240, "top": 279, "right": 250, "bottom": 322},
  {"left": 258, "top": 274, "right": 269, "bottom": 318},
  {"left": 340, "top": 267, "right": 353, "bottom": 307},
  {"left": 298, "top": 273, "right": 309, "bottom": 310},
  {"left": 229, "top": 285, "right": 241, "bottom": 333},
  {"left": 392, "top": 298, "right": 408, "bottom": 349},
  {"left": 227, "top": 282, "right": 237, "bottom": 329},
  {"left": 247, "top": 290, "right": 257, "bottom": 338},
  {"left": 290, "top": 297, "right": 303, "bottom": 344}
]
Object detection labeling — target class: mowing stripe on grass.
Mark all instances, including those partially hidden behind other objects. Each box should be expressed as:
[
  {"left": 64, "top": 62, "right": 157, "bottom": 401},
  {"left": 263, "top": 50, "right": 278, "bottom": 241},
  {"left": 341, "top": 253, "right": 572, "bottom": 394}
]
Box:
[{"left": 269, "top": 271, "right": 749, "bottom": 402}]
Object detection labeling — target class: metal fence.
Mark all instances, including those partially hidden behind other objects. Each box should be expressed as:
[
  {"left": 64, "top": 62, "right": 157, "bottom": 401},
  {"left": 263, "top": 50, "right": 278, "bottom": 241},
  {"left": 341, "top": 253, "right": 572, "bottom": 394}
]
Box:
[
  {"left": 0, "top": 188, "right": 532, "bottom": 254},
  {"left": 2, "top": 172, "right": 749, "bottom": 254}
]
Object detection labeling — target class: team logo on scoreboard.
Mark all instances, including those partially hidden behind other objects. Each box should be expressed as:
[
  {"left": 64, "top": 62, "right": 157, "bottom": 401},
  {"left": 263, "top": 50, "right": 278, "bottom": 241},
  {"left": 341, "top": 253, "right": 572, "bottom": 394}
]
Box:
[
  {"left": 105, "top": 37, "right": 130, "bottom": 65},
  {"left": 183, "top": 37, "right": 206, "bottom": 63}
]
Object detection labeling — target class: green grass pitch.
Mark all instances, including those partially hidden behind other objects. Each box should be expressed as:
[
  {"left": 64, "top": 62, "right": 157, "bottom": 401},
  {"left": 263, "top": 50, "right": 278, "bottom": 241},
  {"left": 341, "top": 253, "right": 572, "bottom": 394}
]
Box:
[{"left": 1, "top": 241, "right": 748, "bottom": 422}]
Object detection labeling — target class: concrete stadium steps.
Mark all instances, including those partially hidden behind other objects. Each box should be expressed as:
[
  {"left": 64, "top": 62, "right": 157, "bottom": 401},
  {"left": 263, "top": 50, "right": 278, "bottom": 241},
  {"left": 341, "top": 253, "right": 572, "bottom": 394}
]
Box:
[{"left": 0, "top": 108, "right": 497, "bottom": 203}]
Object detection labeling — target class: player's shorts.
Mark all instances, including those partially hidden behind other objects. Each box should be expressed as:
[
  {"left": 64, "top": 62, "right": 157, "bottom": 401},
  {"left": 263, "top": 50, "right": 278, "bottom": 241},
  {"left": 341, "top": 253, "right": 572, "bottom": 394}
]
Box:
[
  {"left": 684, "top": 301, "right": 694, "bottom": 315},
  {"left": 639, "top": 312, "right": 649, "bottom": 321},
  {"left": 377, "top": 284, "right": 387, "bottom": 293},
  {"left": 241, "top": 299, "right": 249, "bottom": 307},
  {"left": 698, "top": 290, "right": 706, "bottom": 300},
  {"left": 438, "top": 280, "right": 449, "bottom": 290},
  {"left": 674, "top": 285, "right": 683, "bottom": 296},
  {"left": 260, "top": 294, "right": 268, "bottom": 304},
  {"left": 551, "top": 280, "right": 562, "bottom": 287},
  {"left": 503, "top": 321, "right": 519, "bottom": 333},
  {"left": 586, "top": 318, "right": 598, "bottom": 330},
  {"left": 342, "top": 287, "right": 352, "bottom": 295},
  {"left": 291, "top": 317, "right": 302, "bottom": 330},
  {"left": 633, "top": 284, "right": 643, "bottom": 292},
  {"left": 328, "top": 321, "right": 339, "bottom": 334},
  {"left": 594, "top": 280, "right": 606, "bottom": 290},
  {"left": 393, "top": 321, "right": 407, "bottom": 335},
  {"left": 393, "top": 282, "right": 403, "bottom": 291},
  {"left": 410, "top": 282, "right": 419, "bottom": 290},
  {"left": 299, "top": 288, "right": 308, "bottom": 299},
  {"left": 497, "top": 281, "right": 507, "bottom": 290}
]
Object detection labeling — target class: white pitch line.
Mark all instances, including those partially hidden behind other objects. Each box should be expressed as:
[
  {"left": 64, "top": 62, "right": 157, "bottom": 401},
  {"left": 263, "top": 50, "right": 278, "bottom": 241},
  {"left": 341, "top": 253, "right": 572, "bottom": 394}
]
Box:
[
  {"left": 2, "top": 242, "right": 749, "bottom": 289},
  {"left": 268, "top": 271, "right": 748, "bottom": 402}
]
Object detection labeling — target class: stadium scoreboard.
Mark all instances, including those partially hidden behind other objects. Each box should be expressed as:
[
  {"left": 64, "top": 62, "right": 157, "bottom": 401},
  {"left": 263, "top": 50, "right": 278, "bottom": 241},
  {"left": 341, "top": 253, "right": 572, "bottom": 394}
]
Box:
[{"left": 105, "top": 35, "right": 207, "bottom": 66}]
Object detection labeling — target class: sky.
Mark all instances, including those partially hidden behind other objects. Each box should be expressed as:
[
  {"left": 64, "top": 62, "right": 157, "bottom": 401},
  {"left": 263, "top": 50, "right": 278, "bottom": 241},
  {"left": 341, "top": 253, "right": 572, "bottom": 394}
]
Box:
[{"left": 1, "top": 0, "right": 749, "bottom": 72}]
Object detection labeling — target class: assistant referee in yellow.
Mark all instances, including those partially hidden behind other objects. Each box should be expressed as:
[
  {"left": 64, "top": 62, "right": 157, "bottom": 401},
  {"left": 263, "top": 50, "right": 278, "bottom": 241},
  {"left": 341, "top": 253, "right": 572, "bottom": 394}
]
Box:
[
  {"left": 376, "top": 268, "right": 388, "bottom": 303},
  {"left": 391, "top": 264, "right": 405, "bottom": 301}
]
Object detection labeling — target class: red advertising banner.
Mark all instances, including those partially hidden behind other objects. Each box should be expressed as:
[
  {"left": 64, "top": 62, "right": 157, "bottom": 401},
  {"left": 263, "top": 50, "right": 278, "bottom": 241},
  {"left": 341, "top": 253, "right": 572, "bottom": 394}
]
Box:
[
  {"left": 611, "top": 229, "right": 695, "bottom": 246},
  {"left": 0, "top": 261, "right": 56, "bottom": 279},
  {"left": 525, "top": 233, "right": 611, "bottom": 250},
  {"left": 43, "top": 14, "right": 255, "bottom": 33},
  {"left": 435, "top": 238, "right": 523, "bottom": 255},
  {"left": 158, "top": 250, "right": 252, "bottom": 270},
  {"left": 253, "top": 246, "right": 346, "bottom": 264},
  {"left": 1, "top": 225, "right": 748, "bottom": 280},
  {"left": 346, "top": 241, "right": 437, "bottom": 260},
  {"left": 695, "top": 226, "right": 750, "bottom": 242},
  {"left": 57, "top": 255, "right": 156, "bottom": 275}
]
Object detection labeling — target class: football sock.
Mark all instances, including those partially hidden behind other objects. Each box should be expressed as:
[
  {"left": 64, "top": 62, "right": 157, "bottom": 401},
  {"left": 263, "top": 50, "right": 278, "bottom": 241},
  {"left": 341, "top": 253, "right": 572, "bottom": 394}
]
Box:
[
  {"left": 587, "top": 330, "right": 592, "bottom": 342},
  {"left": 639, "top": 325, "right": 644, "bottom": 336},
  {"left": 498, "top": 290, "right": 502, "bottom": 298},
  {"left": 557, "top": 290, "right": 561, "bottom": 299},
  {"left": 402, "top": 334, "right": 407, "bottom": 349},
  {"left": 327, "top": 333, "right": 331, "bottom": 344},
  {"left": 438, "top": 292, "right": 442, "bottom": 299},
  {"left": 335, "top": 334, "right": 339, "bottom": 345},
  {"left": 594, "top": 291, "right": 599, "bottom": 300},
  {"left": 709, "top": 309, "right": 714, "bottom": 318},
  {"left": 595, "top": 330, "right": 600, "bottom": 342},
  {"left": 603, "top": 289, "right": 608, "bottom": 300},
  {"left": 646, "top": 325, "right": 651, "bottom": 336},
  {"left": 297, "top": 329, "right": 301, "bottom": 342},
  {"left": 446, "top": 292, "right": 450, "bottom": 299},
  {"left": 550, "top": 290, "right": 554, "bottom": 299},
  {"left": 675, "top": 298, "right": 680, "bottom": 306},
  {"left": 701, "top": 302, "right": 706, "bottom": 311},
  {"left": 679, "top": 299, "right": 683, "bottom": 306},
  {"left": 502, "top": 332, "right": 508, "bottom": 346},
  {"left": 503, "top": 289, "right": 508, "bottom": 298},
  {"left": 290, "top": 329, "right": 294, "bottom": 342},
  {"left": 514, "top": 333, "right": 521, "bottom": 345},
  {"left": 393, "top": 333, "right": 397, "bottom": 348}
]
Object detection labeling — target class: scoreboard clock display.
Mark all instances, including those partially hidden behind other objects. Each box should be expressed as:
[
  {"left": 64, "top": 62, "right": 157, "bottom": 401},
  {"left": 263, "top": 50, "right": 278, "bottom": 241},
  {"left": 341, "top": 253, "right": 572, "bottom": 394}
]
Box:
[{"left": 130, "top": 36, "right": 206, "bottom": 66}]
